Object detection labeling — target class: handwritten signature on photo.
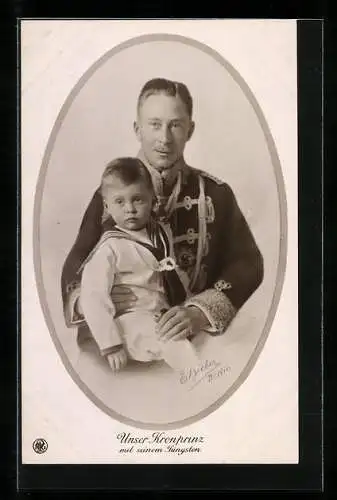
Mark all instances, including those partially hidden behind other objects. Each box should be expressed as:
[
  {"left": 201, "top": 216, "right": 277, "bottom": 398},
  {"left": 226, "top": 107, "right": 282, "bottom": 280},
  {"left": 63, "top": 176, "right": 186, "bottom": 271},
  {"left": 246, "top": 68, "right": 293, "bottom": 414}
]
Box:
[{"left": 179, "top": 359, "right": 231, "bottom": 391}]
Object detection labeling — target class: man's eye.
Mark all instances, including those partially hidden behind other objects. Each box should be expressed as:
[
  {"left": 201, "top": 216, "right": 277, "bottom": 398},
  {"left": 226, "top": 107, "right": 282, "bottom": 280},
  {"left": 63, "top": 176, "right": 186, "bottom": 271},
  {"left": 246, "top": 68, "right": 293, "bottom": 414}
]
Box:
[
  {"left": 171, "top": 122, "right": 182, "bottom": 128},
  {"left": 134, "top": 197, "right": 143, "bottom": 203},
  {"left": 150, "top": 122, "right": 161, "bottom": 129},
  {"left": 115, "top": 199, "right": 123, "bottom": 205}
]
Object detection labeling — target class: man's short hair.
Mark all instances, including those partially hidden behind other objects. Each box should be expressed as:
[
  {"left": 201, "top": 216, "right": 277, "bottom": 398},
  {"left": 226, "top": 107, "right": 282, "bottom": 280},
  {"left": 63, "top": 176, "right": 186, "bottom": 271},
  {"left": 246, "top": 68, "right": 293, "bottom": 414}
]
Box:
[
  {"left": 137, "top": 78, "right": 193, "bottom": 118},
  {"left": 100, "top": 157, "right": 154, "bottom": 196}
]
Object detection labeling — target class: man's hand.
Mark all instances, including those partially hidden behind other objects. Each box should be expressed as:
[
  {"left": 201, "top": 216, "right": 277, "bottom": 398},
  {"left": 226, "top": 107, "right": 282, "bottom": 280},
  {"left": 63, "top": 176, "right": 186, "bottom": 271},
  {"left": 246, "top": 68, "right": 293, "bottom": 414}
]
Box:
[
  {"left": 110, "top": 285, "right": 138, "bottom": 313},
  {"left": 78, "top": 285, "right": 137, "bottom": 317},
  {"left": 106, "top": 347, "right": 128, "bottom": 372},
  {"left": 156, "top": 306, "right": 210, "bottom": 342}
]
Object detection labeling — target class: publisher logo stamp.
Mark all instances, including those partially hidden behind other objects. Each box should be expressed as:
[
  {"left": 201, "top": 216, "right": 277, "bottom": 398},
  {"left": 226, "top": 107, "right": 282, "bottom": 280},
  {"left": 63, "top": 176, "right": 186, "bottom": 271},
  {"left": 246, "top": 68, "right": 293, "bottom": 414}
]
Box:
[{"left": 32, "top": 438, "right": 48, "bottom": 454}]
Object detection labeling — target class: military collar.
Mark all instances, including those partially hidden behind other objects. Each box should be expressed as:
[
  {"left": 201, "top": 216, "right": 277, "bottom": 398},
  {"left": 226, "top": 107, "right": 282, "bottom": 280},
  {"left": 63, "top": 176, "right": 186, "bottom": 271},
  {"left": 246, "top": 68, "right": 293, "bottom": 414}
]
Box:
[{"left": 137, "top": 150, "right": 189, "bottom": 192}]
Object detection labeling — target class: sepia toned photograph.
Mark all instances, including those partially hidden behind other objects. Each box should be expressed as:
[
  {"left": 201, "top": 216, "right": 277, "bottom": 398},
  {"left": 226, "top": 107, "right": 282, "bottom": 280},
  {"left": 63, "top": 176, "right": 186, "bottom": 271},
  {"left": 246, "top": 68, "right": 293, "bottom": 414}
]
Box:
[{"left": 28, "top": 28, "right": 288, "bottom": 430}]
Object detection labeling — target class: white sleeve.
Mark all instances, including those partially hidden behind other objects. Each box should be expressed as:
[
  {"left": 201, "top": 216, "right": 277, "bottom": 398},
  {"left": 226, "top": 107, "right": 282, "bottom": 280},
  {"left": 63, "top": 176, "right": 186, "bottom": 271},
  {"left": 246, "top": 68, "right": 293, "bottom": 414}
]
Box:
[{"left": 80, "top": 243, "right": 123, "bottom": 354}]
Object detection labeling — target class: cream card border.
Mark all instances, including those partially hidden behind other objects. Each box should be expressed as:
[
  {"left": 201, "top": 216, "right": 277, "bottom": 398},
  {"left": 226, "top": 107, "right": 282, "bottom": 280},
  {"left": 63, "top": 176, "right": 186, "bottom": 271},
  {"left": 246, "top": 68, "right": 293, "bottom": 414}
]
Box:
[{"left": 21, "top": 19, "right": 298, "bottom": 464}]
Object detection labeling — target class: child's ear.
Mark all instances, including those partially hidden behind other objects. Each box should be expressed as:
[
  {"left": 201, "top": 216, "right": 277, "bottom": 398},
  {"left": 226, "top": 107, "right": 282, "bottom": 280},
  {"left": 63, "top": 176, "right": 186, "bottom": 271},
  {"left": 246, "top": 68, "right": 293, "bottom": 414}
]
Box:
[
  {"left": 150, "top": 196, "right": 159, "bottom": 218},
  {"left": 152, "top": 195, "right": 159, "bottom": 210}
]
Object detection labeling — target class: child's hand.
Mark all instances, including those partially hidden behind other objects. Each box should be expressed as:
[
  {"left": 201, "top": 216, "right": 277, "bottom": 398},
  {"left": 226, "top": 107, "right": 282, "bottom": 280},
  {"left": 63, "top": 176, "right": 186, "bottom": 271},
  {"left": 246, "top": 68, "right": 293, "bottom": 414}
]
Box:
[{"left": 106, "top": 347, "right": 128, "bottom": 372}]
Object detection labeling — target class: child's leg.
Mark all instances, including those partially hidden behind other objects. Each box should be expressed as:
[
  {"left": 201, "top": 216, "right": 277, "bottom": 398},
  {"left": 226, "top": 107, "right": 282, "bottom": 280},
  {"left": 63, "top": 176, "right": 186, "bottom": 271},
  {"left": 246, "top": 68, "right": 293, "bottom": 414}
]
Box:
[
  {"left": 116, "top": 312, "right": 163, "bottom": 362},
  {"left": 160, "top": 338, "right": 200, "bottom": 372}
]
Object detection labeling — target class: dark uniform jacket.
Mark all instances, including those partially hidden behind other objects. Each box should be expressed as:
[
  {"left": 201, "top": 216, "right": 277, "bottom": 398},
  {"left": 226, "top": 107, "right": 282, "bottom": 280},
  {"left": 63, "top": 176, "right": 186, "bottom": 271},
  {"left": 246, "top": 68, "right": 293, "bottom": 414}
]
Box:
[{"left": 61, "top": 160, "right": 264, "bottom": 335}]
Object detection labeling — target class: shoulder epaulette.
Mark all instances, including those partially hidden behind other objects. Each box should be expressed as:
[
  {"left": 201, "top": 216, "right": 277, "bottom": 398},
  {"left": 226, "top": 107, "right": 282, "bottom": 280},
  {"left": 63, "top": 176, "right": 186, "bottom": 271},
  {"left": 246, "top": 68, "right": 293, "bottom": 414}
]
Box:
[{"left": 190, "top": 167, "right": 225, "bottom": 186}]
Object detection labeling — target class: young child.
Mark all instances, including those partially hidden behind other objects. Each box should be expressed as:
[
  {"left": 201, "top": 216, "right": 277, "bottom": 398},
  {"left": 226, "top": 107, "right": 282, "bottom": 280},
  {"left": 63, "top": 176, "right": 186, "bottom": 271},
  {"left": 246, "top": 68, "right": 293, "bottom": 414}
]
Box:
[{"left": 79, "top": 157, "right": 199, "bottom": 373}]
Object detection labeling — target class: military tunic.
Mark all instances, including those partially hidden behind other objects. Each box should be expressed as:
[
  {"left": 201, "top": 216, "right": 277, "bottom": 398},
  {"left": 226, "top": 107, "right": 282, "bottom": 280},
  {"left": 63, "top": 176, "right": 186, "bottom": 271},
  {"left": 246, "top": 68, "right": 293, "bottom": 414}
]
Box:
[{"left": 61, "top": 157, "right": 264, "bottom": 336}]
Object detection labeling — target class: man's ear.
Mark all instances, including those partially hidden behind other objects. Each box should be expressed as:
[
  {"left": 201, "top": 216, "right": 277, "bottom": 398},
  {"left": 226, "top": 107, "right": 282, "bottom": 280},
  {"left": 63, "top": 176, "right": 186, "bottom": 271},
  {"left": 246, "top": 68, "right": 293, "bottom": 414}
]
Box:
[
  {"left": 187, "top": 120, "right": 195, "bottom": 141},
  {"left": 133, "top": 120, "right": 141, "bottom": 142}
]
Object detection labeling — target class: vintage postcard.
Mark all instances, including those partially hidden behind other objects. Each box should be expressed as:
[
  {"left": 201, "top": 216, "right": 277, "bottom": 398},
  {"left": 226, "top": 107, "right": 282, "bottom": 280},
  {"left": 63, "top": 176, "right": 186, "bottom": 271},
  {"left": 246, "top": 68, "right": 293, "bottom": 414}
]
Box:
[{"left": 20, "top": 19, "right": 299, "bottom": 466}]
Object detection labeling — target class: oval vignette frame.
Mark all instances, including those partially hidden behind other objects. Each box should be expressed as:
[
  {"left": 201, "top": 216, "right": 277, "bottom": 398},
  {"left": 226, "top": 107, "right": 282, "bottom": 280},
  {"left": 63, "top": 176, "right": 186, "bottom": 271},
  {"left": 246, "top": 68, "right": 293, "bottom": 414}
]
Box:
[{"left": 33, "top": 33, "right": 288, "bottom": 430}]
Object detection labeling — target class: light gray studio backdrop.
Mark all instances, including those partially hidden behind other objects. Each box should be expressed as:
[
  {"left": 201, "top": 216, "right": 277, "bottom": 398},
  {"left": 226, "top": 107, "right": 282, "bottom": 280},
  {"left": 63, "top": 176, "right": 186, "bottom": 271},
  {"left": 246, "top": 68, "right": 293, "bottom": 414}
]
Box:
[{"left": 35, "top": 35, "right": 286, "bottom": 428}]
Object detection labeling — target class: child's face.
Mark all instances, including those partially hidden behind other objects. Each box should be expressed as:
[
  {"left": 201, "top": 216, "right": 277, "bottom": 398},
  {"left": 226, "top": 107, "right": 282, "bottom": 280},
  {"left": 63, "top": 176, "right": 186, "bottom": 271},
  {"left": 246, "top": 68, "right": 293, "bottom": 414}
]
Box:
[{"left": 103, "top": 177, "right": 154, "bottom": 231}]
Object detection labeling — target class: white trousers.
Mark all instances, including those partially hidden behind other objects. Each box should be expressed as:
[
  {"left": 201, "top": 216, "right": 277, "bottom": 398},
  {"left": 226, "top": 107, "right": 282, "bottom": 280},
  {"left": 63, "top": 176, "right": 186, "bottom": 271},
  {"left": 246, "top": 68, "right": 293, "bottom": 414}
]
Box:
[{"left": 114, "top": 310, "right": 200, "bottom": 371}]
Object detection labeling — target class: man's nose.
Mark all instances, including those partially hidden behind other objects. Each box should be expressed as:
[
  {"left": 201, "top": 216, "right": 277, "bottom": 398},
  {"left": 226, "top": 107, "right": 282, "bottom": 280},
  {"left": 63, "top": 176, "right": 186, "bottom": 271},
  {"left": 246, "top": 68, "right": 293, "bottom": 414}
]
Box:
[{"left": 158, "top": 124, "right": 172, "bottom": 144}]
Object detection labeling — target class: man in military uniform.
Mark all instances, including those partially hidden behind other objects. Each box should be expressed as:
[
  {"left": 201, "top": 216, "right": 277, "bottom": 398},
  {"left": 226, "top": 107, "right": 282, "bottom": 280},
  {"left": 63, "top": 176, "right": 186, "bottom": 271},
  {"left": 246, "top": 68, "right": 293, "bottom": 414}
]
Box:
[{"left": 61, "top": 77, "right": 264, "bottom": 345}]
